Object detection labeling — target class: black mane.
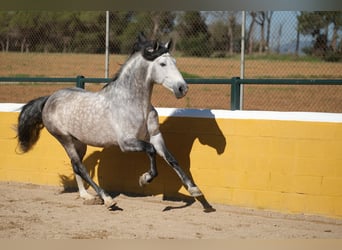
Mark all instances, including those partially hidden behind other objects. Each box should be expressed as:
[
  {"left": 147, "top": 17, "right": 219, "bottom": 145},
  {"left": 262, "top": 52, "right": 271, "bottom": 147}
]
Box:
[{"left": 132, "top": 32, "right": 170, "bottom": 61}]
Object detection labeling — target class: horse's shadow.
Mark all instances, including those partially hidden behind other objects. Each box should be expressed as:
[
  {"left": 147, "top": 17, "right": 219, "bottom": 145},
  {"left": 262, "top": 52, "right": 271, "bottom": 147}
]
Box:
[{"left": 60, "top": 109, "right": 227, "bottom": 212}]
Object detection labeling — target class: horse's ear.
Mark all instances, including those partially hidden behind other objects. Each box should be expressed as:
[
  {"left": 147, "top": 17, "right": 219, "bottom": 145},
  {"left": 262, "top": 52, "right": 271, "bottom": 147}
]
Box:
[
  {"left": 165, "top": 39, "right": 173, "bottom": 51},
  {"left": 153, "top": 41, "right": 159, "bottom": 51},
  {"left": 138, "top": 32, "right": 147, "bottom": 43}
]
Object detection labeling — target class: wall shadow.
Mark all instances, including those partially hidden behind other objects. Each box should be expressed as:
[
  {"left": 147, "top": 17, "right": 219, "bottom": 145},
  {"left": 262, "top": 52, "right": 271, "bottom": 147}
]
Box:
[{"left": 60, "top": 109, "right": 227, "bottom": 212}]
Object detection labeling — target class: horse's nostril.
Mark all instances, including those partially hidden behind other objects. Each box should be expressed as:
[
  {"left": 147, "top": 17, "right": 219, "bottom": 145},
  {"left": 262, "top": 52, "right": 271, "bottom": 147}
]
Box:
[
  {"left": 174, "top": 83, "right": 188, "bottom": 98},
  {"left": 178, "top": 84, "right": 188, "bottom": 94}
]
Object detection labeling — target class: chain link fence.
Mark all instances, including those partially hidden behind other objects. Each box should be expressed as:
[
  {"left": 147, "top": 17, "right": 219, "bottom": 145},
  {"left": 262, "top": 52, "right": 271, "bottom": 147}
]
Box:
[{"left": 0, "top": 11, "right": 341, "bottom": 112}]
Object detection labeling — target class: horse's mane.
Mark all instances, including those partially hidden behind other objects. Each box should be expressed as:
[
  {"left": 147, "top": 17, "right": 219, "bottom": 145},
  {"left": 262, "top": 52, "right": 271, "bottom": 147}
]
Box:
[{"left": 103, "top": 32, "right": 170, "bottom": 89}]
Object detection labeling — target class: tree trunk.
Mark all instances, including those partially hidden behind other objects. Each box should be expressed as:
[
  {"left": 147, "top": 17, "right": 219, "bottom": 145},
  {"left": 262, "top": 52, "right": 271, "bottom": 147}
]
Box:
[
  {"left": 276, "top": 23, "right": 283, "bottom": 54},
  {"left": 265, "top": 11, "right": 273, "bottom": 52},
  {"left": 331, "top": 22, "right": 338, "bottom": 51},
  {"left": 247, "top": 12, "right": 256, "bottom": 54},
  {"left": 6, "top": 37, "right": 9, "bottom": 52},
  {"left": 259, "top": 23, "right": 265, "bottom": 53},
  {"left": 25, "top": 43, "right": 29, "bottom": 53},
  {"left": 20, "top": 37, "right": 26, "bottom": 53},
  {"left": 227, "top": 15, "right": 235, "bottom": 55},
  {"left": 295, "top": 28, "right": 300, "bottom": 56},
  {"left": 151, "top": 12, "right": 161, "bottom": 40},
  {"left": 256, "top": 11, "right": 266, "bottom": 53},
  {"left": 152, "top": 21, "right": 160, "bottom": 40}
]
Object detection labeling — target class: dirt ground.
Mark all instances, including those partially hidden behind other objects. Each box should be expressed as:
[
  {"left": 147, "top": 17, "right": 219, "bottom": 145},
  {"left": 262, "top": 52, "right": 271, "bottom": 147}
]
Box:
[{"left": 0, "top": 181, "right": 341, "bottom": 239}]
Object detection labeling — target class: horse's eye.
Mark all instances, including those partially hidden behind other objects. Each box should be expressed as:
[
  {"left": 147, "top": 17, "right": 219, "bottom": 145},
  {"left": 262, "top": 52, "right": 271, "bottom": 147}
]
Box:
[{"left": 160, "top": 63, "right": 166, "bottom": 67}]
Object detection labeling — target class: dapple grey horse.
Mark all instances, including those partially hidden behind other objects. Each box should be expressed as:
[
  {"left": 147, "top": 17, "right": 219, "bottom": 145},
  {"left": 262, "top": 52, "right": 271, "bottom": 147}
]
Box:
[{"left": 17, "top": 33, "right": 203, "bottom": 208}]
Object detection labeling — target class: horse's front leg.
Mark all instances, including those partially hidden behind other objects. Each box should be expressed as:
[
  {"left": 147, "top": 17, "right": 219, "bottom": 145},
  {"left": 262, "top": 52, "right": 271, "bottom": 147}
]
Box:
[
  {"left": 150, "top": 133, "right": 203, "bottom": 197},
  {"left": 119, "top": 138, "right": 158, "bottom": 186}
]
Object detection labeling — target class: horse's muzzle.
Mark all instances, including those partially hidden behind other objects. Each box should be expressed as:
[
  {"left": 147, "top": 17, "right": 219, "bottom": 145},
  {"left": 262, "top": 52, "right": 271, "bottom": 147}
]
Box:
[{"left": 174, "top": 82, "right": 188, "bottom": 99}]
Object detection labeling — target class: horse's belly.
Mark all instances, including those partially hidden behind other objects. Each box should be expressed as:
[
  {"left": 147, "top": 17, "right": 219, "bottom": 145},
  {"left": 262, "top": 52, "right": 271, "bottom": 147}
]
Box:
[
  {"left": 71, "top": 118, "right": 148, "bottom": 148},
  {"left": 73, "top": 122, "right": 119, "bottom": 148}
]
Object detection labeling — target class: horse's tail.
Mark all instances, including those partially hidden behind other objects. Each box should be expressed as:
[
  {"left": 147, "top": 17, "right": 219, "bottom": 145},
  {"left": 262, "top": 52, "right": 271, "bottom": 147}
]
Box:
[{"left": 17, "top": 96, "right": 50, "bottom": 153}]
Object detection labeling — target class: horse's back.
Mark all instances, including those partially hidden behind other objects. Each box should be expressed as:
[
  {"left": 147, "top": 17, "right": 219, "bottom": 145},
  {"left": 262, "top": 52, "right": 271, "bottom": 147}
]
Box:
[{"left": 43, "top": 87, "right": 96, "bottom": 120}]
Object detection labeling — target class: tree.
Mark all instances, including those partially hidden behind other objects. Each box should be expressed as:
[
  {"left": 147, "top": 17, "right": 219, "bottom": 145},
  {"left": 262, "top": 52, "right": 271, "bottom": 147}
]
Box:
[
  {"left": 208, "top": 11, "right": 240, "bottom": 56},
  {"left": 118, "top": 11, "right": 175, "bottom": 54},
  {"left": 0, "top": 12, "right": 12, "bottom": 52},
  {"left": 176, "top": 11, "right": 211, "bottom": 57},
  {"left": 209, "top": 20, "right": 228, "bottom": 52},
  {"left": 150, "top": 11, "right": 176, "bottom": 40},
  {"left": 107, "top": 11, "right": 133, "bottom": 53},
  {"left": 33, "top": 12, "right": 63, "bottom": 52},
  {"left": 71, "top": 11, "right": 104, "bottom": 53},
  {"left": 327, "top": 12, "right": 342, "bottom": 51},
  {"left": 54, "top": 12, "right": 81, "bottom": 53},
  {"left": 254, "top": 11, "right": 273, "bottom": 53},
  {"left": 297, "top": 11, "right": 342, "bottom": 58},
  {"left": 8, "top": 11, "right": 41, "bottom": 52},
  {"left": 227, "top": 12, "right": 238, "bottom": 55}
]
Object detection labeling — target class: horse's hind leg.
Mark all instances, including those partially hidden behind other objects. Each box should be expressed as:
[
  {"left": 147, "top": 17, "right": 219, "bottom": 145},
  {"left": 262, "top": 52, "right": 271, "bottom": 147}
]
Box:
[
  {"left": 57, "top": 135, "right": 115, "bottom": 207},
  {"left": 72, "top": 140, "right": 96, "bottom": 200}
]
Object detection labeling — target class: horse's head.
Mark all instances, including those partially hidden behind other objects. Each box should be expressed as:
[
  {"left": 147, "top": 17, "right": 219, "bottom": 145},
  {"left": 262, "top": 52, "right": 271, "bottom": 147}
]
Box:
[{"left": 134, "top": 32, "right": 188, "bottom": 99}]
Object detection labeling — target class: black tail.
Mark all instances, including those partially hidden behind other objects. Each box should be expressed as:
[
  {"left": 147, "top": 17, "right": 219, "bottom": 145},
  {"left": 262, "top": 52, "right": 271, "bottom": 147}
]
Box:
[{"left": 17, "top": 96, "right": 50, "bottom": 153}]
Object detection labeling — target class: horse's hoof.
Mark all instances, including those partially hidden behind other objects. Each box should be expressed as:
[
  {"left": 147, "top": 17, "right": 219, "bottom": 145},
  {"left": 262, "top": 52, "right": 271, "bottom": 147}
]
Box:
[
  {"left": 139, "top": 172, "right": 152, "bottom": 187},
  {"left": 104, "top": 197, "right": 116, "bottom": 208},
  {"left": 188, "top": 186, "right": 203, "bottom": 197}
]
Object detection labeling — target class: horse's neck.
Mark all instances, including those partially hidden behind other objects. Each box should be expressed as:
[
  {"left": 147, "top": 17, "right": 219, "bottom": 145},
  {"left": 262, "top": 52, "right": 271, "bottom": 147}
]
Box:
[{"left": 102, "top": 56, "right": 153, "bottom": 108}]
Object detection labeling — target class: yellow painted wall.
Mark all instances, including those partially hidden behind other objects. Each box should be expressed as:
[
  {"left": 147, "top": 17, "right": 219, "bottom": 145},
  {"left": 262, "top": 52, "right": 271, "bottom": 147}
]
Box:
[{"left": 1, "top": 111, "right": 342, "bottom": 218}]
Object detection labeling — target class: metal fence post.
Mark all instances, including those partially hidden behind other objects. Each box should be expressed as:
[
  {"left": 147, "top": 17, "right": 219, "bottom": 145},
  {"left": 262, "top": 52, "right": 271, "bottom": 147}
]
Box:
[
  {"left": 231, "top": 77, "right": 241, "bottom": 110},
  {"left": 240, "top": 11, "right": 246, "bottom": 110},
  {"left": 76, "top": 75, "right": 85, "bottom": 89},
  {"left": 105, "top": 10, "right": 110, "bottom": 78}
]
